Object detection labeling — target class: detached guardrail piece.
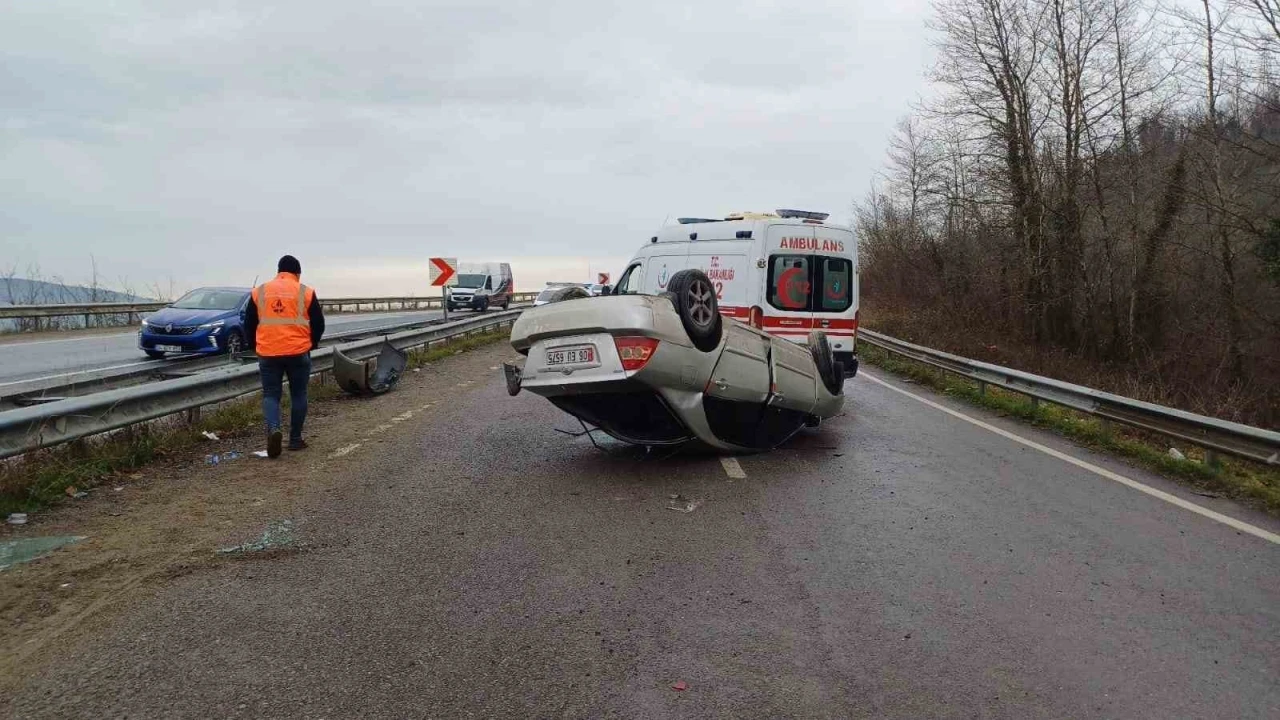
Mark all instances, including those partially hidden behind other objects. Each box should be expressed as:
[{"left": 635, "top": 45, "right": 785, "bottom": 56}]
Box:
[
  {"left": 858, "top": 329, "right": 1280, "bottom": 465},
  {"left": 334, "top": 342, "right": 407, "bottom": 396}
]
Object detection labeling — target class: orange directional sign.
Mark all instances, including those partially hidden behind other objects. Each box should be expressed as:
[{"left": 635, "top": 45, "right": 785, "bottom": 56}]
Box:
[{"left": 429, "top": 257, "right": 458, "bottom": 287}]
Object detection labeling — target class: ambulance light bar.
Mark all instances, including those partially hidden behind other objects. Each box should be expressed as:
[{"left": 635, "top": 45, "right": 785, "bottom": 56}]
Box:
[{"left": 776, "top": 209, "right": 829, "bottom": 221}]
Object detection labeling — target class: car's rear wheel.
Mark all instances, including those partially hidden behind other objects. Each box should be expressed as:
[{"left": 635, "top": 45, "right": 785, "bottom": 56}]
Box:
[
  {"left": 546, "top": 286, "right": 590, "bottom": 303},
  {"left": 808, "top": 331, "right": 844, "bottom": 395},
  {"left": 666, "top": 269, "right": 722, "bottom": 352}
]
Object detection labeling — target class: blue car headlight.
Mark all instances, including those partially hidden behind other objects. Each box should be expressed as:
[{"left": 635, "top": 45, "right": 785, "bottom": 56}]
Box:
[{"left": 199, "top": 319, "right": 224, "bottom": 335}]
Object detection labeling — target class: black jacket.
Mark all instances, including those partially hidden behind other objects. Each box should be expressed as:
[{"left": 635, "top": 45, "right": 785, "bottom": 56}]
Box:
[{"left": 245, "top": 290, "right": 326, "bottom": 352}]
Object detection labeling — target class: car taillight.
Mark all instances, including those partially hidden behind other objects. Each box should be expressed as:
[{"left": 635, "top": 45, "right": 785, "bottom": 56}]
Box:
[
  {"left": 614, "top": 336, "right": 660, "bottom": 371},
  {"left": 749, "top": 306, "right": 764, "bottom": 329}
]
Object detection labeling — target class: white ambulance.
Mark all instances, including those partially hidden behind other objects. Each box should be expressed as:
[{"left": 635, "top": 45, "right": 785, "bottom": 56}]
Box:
[{"left": 612, "top": 209, "right": 858, "bottom": 375}]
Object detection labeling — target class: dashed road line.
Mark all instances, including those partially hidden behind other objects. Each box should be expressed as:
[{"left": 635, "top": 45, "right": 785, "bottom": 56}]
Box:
[
  {"left": 720, "top": 457, "right": 747, "bottom": 480},
  {"left": 328, "top": 443, "right": 361, "bottom": 459},
  {"left": 859, "top": 371, "right": 1280, "bottom": 546}
]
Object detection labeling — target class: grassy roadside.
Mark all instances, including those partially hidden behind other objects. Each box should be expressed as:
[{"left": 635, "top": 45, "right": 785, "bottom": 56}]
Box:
[
  {"left": 0, "top": 329, "right": 510, "bottom": 516},
  {"left": 859, "top": 343, "right": 1280, "bottom": 516}
]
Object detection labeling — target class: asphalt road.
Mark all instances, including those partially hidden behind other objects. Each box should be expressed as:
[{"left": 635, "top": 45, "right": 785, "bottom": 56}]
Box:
[
  {"left": 0, "top": 310, "right": 444, "bottom": 388},
  {"left": 5, "top": 351, "right": 1278, "bottom": 718}
]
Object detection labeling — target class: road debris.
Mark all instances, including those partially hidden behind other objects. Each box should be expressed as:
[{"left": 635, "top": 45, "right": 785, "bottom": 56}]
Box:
[
  {"left": 253, "top": 450, "right": 269, "bottom": 458},
  {"left": 206, "top": 451, "right": 244, "bottom": 465},
  {"left": 0, "top": 536, "right": 86, "bottom": 570},
  {"left": 217, "top": 520, "right": 297, "bottom": 555},
  {"left": 1168, "top": 448, "right": 1186, "bottom": 461},
  {"left": 65, "top": 486, "right": 88, "bottom": 499},
  {"left": 7, "top": 513, "right": 29, "bottom": 525},
  {"left": 666, "top": 498, "right": 703, "bottom": 513},
  {"left": 335, "top": 341, "right": 407, "bottom": 396},
  {"left": 201, "top": 431, "right": 220, "bottom": 441},
  {"left": 672, "top": 681, "right": 688, "bottom": 691}
]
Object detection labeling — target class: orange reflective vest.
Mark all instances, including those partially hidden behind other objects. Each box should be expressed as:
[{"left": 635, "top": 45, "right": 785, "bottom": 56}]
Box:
[{"left": 255, "top": 272, "right": 315, "bottom": 357}]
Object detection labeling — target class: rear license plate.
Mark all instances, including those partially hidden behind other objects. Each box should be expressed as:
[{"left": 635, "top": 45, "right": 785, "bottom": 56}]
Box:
[
  {"left": 155, "top": 344, "right": 184, "bottom": 352},
  {"left": 546, "top": 345, "right": 596, "bottom": 366}
]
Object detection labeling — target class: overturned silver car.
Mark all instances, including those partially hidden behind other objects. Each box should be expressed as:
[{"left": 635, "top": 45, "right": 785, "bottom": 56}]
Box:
[{"left": 505, "top": 270, "right": 846, "bottom": 452}]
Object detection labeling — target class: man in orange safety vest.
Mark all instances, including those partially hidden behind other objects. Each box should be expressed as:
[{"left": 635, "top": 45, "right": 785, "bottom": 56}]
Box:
[{"left": 245, "top": 255, "right": 326, "bottom": 458}]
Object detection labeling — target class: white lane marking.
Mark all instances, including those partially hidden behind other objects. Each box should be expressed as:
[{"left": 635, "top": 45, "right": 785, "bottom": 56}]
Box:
[
  {"left": 329, "top": 443, "right": 361, "bottom": 458},
  {"left": 391, "top": 411, "right": 413, "bottom": 423},
  {"left": 859, "top": 371, "right": 1280, "bottom": 546},
  {"left": 0, "top": 331, "right": 135, "bottom": 348},
  {"left": 720, "top": 457, "right": 747, "bottom": 479},
  {"left": 0, "top": 360, "right": 163, "bottom": 388}
]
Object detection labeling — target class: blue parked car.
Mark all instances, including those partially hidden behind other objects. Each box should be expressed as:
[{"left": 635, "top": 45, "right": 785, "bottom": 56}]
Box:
[{"left": 139, "top": 287, "right": 252, "bottom": 358}]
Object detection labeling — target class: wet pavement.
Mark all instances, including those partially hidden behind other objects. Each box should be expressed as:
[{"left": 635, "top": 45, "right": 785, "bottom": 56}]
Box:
[{"left": 4, "top": 363, "right": 1279, "bottom": 718}]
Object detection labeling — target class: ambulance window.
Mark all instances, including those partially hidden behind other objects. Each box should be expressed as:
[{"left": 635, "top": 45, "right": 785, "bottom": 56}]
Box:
[
  {"left": 614, "top": 263, "right": 641, "bottom": 295},
  {"left": 817, "top": 257, "right": 852, "bottom": 312},
  {"left": 767, "top": 255, "right": 811, "bottom": 311}
]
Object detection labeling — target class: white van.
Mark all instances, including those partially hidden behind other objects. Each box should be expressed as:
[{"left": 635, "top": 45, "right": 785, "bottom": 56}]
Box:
[
  {"left": 612, "top": 209, "right": 858, "bottom": 374},
  {"left": 447, "top": 262, "right": 515, "bottom": 312}
]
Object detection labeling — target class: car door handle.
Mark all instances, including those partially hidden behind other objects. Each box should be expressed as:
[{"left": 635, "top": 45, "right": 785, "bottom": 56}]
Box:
[{"left": 714, "top": 378, "right": 729, "bottom": 390}]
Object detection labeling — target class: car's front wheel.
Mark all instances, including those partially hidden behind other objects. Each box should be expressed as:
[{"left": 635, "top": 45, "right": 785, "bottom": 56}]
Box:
[
  {"left": 665, "top": 269, "right": 723, "bottom": 352},
  {"left": 225, "top": 330, "right": 245, "bottom": 356}
]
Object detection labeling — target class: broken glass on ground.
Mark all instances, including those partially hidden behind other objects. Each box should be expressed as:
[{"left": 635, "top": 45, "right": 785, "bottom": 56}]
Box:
[
  {"left": 217, "top": 520, "right": 297, "bottom": 555},
  {"left": 0, "top": 536, "right": 86, "bottom": 571}
]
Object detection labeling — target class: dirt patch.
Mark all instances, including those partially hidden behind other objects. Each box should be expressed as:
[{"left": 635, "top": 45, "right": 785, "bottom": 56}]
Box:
[{"left": 0, "top": 341, "right": 525, "bottom": 694}]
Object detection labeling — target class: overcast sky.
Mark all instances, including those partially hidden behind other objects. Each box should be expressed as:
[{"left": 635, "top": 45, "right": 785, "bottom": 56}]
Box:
[{"left": 1, "top": 0, "right": 933, "bottom": 297}]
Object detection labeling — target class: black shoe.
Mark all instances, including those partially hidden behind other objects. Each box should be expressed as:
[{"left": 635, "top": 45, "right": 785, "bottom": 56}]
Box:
[
  {"left": 267, "top": 430, "right": 283, "bottom": 459},
  {"left": 287, "top": 439, "right": 308, "bottom": 451}
]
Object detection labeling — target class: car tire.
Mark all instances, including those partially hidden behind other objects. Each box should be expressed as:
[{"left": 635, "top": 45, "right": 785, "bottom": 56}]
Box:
[
  {"left": 665, "top": 269, "right": 722, "bottom": 352},
  {"left": 478, "top": 298, "right": 490, "bottom": 313},
  {"left": 145, "top": 350, "right": 165, "bottom": 359},
  {"left": 546, "top": 287, "right": 589, "bottom": 303},
  {"left": 809, "top": 331, "right": 844, "bottom": 395},
  {"left": 225, "top": 330, "right": 245, "bottom": 356}
]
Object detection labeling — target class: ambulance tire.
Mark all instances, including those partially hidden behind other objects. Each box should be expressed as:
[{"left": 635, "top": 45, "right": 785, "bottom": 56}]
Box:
[
  {"left": 666, "top": 269, "right": 722, "bottom": 353},
  {"left": 808, "top": 331, "right": 844, "bottom": 396}
]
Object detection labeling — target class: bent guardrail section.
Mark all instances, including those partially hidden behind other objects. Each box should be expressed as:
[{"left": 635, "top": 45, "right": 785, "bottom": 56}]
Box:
[
  {"left": 0, "top": 311, "right": 520, "bottom": 460},
  {"left": 858, "top": 329, "right": 1280, "bottom": 465}
]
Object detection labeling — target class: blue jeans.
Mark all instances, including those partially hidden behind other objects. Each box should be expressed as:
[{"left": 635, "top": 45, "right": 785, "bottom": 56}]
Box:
[{"left": 259, "top": 353, "right": 311, "bottom": 442}]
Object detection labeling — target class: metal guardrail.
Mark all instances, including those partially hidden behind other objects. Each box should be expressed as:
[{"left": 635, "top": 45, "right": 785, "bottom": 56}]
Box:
[
  {"left": 0, "top": 293, "right": 541, "bottom": 320},
  {"left": 858, "top": 329, "right": 1280, "bottom": 466},
  {"left": 0, "top": 311, "right": 521, "bottom": 460},
  {"left": 0, "top": 311, "right": 486, "bottom": 408}
]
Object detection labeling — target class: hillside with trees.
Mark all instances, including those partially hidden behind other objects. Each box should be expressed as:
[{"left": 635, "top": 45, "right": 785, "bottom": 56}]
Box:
[{"left": 857, "top": 0, "right": 1280, "bottom": 426}]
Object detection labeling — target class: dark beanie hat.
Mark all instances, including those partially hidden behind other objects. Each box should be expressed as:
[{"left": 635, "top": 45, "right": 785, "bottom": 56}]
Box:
[{"left": 277, "top": 255, "right": 302, "bottom": 274}]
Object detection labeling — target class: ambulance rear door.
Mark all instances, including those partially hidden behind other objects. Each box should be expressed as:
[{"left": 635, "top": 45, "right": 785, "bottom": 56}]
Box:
[{"left": 762, "top": 224, "right": 815, "bottom": 342}]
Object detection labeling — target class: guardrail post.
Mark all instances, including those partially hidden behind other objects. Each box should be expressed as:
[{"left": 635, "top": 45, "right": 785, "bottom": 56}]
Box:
[
  {"left": 187, "top": 407, "right": 201, "bottom": 425},
  {"left": 1205, "top": 450, "right": 1222, "bottom": 469},
  {"left": 1030, "top": 397, "right": 1040, "bottom": 410},
  {"left": 1099, "top": 418, "right": 1113, "bottom": 439},
  {"left": 978, "top": 381, "right": 986, "bottom": 397}
]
